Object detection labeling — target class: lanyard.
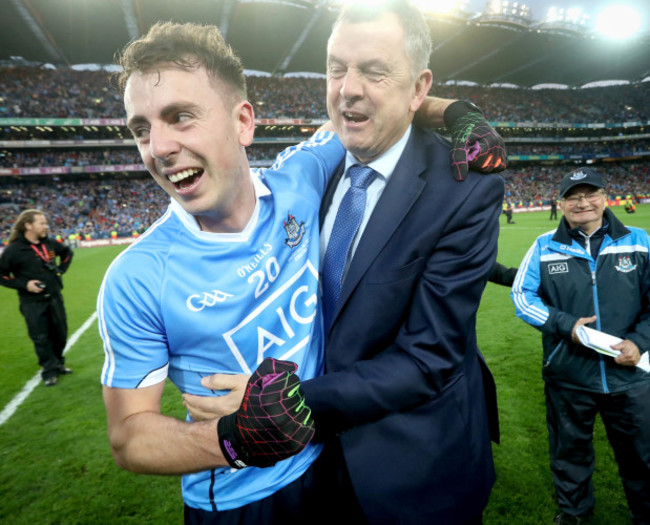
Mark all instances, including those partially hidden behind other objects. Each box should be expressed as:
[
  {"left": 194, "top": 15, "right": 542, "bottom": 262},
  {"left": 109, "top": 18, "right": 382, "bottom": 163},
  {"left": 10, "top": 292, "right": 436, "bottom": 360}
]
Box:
[{"left": 31, "top": 243, "right": 50, "bottom": 263}]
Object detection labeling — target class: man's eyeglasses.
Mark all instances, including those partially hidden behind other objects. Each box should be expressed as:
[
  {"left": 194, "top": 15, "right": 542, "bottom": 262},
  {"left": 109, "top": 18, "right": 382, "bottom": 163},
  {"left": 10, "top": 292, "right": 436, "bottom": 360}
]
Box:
[{"left": 563, "top": 191, "right": 605, "bottom": 205}]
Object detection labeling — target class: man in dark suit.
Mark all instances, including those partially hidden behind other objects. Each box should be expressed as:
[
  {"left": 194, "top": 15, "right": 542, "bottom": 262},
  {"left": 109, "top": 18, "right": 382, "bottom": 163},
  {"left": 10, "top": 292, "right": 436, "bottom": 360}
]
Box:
[
  {"left": 299, "top": 2, "right": 504, "bottom": 523},
  {"left": 206, "top": 1, "right": 508, "bottom": 522},
  {"left": 183, "top": 1, "right": 504, "bottom": 522}
]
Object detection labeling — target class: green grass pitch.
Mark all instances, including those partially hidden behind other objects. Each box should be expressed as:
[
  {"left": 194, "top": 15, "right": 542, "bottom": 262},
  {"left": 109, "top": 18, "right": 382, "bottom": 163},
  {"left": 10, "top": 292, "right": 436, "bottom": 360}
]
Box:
[{"left": 1, "top": 205, "right": 647, "bottom": 523}]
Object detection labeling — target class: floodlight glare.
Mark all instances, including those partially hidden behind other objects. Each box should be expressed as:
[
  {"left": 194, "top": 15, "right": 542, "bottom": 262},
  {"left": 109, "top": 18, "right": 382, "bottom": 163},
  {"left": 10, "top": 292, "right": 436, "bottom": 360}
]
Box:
[
  {"left": 413, "top": 0, "right": 466, "bottom": 14},
  {"left": 595, "top": 5, "right": 641, "bottom": 39},
  {"left": 566, "top": 8, "right": 581, "bottom": 23},
  {"left": 545, "top": 6, "right": 588, "bottom": 25}
]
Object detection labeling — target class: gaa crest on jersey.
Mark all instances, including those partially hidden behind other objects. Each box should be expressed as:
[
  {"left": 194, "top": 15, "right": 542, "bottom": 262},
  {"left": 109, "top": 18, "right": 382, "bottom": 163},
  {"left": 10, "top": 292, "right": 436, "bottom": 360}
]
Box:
[
  {"left": 614, "top": 256, "right": 637, "bottom": 273},
  {"left": 186, "top": 289, "right": 234, "bottom": 312},
  {"left": 284, "top": 213, "right": 305, "bottom": 248}
]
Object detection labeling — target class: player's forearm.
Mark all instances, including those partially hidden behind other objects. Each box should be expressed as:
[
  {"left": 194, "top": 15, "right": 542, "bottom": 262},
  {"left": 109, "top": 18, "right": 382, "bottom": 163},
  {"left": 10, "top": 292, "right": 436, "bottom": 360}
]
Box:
[
  {"left": 108, "top": 411, "right": 227, "bottom": 475},
  {"left": 413, "top": 96, "right": 457, "bottom": 128}
]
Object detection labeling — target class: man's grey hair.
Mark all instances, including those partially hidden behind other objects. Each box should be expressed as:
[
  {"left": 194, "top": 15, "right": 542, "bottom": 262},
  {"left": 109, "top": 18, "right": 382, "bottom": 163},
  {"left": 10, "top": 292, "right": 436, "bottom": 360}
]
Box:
[{"left": 330, "top": 0, "right": 432, "bottom": 79}]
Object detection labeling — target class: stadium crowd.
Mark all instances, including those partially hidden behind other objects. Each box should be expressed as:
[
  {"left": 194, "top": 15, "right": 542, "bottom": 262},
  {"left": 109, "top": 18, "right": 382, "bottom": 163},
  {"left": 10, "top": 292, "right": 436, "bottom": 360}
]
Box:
[
  {"left": 1, "top": 66, "right": 649, "bottom": 123},
  {"left": 1, "top": 160, "right": 647, "bottom": 243},
  {"left": 0, "top": 178, "right": 166, "bottom": 242},
  {"left": 0, "top": 148, "right": 141, "bottom": 168},
  {"left": 1, "top": 66, "right": 649, "bottom": 243},
  {"left": 3, "top": 138, "right": 649, "bottom": 169},
  {"left": 502, "top": 161, "right": 649, "bottom": 206}
]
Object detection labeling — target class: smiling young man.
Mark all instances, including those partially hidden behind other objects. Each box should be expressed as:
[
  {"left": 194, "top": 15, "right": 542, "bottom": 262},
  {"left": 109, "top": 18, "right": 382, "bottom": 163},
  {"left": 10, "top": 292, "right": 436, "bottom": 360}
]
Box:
[
  {"left": 512, "top": 167, "right": 650, "bottom": 524},
  {"left": 98, "top": 22, "right": 346, "bottom": 521},
  {"left": 124, "top": 66, "right": 256, "bottom": 233}
]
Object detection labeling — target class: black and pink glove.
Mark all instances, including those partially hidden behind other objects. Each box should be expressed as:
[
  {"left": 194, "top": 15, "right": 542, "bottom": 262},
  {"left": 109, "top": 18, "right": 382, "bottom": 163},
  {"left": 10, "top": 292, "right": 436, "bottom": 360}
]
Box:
[
  {"left": 217, "top": 358, "right": 315, "bottom": 469},
  {"left": 444, "top": 100, "right": 507, "bottom": 181}
]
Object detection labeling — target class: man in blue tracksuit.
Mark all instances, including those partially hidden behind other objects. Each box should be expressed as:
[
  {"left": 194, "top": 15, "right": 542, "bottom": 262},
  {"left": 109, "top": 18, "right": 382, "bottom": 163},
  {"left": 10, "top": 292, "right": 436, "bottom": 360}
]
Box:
[{"left": 512, "top": 167, "right": 650, "bottom": 525}]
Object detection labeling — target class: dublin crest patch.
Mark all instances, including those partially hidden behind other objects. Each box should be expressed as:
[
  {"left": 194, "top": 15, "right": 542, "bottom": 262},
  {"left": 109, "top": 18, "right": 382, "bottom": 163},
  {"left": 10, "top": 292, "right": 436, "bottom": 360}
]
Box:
[
  {"left": 284, "top": 213, "right": 306, "bottom": 248},
  {"left": 614, "top": 256, "right": 637, "bottom": 273}
]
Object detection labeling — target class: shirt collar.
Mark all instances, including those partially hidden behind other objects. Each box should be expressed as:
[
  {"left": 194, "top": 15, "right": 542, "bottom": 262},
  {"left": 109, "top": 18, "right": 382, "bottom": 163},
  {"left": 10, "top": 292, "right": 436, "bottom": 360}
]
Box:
[
  {"left": 170, "top": 170, "right": 267, "bottom": 240},
  {"left": 344, "top": 125, "right": 412, "bottom": 181},
  {"left": 568, "top": 219, "right": 609, "bottom": 241}
]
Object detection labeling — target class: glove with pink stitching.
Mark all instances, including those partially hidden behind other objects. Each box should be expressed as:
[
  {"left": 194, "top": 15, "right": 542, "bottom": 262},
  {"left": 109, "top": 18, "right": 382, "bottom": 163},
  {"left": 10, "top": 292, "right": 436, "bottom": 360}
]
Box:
[
  {"left": 217, "top": 358, "right": 315, "bottom": 469},
  {"left": 444, "top": 100, "right": 507, "bottom": 181}
]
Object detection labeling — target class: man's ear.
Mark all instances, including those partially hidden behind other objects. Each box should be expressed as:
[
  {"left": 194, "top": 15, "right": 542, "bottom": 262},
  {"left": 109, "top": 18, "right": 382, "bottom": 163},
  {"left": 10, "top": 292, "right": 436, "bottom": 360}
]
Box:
[
  {"left": 409, "top": 69, "right": 433, "bottom": 113},
  {"left": 236, "top": 100, "right": 256, "bottom": 147}
]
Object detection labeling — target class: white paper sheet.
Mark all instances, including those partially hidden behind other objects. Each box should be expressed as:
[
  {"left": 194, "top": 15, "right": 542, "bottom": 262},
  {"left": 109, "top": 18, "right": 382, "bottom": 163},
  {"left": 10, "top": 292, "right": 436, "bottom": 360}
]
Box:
[{"left": 576, "top": 326, "right": 650, "bottom": 372}]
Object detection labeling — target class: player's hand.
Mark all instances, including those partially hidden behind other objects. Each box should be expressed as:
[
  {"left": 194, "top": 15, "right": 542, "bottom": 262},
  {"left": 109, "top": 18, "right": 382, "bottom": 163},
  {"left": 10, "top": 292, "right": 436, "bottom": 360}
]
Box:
[
  {"left": 443, "top": 100, "right": 507, "bottom": 181},
  {"left": 612, "top": 339, "right": 641, "bottom": 367},
  {"left": 217, "top": 358, "right": 315, "bottom": 469},
  {"left": 571, "top": 315, "right": 598, "bottom": 343},
  {"left": 182, "top": 373, "right": 249, "bottom": 421}
]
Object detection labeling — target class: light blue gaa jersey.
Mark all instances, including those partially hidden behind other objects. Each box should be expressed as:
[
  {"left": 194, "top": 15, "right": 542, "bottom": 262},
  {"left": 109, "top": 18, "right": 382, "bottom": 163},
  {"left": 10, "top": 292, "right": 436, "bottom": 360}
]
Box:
[{"left": 98, "top": 131, "right": 344, "bottom": 512}]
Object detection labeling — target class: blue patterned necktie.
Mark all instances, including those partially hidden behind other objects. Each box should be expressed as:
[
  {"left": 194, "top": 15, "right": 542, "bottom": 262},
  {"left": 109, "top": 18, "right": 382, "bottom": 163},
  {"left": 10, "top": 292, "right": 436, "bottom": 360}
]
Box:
[{"left": 322, "top": 164, "right": 376, "bottom": 330}]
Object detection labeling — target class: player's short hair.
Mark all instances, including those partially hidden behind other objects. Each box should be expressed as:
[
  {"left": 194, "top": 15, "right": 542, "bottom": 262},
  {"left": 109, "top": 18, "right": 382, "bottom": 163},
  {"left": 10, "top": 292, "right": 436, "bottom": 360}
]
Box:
[
  {"left": 9, "top": 209, "right": 44, "bottom": 244},
  {"left": 329, "top": 0, "right": 432, "bottom": 79},
  {"left": 116, "top": 21, "right": 247, "bottom": 103}
]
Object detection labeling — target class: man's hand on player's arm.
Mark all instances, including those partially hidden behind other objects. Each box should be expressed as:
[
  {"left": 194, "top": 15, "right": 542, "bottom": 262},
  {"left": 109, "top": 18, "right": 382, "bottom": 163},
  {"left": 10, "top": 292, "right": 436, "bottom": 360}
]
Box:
[
  {"left": 183, "top": 373, "right": 249, "bottom": 421},
  {"left": 103, "top": 358, "right": 314, "bottom": 474},
  {"left": 217, "top": 358, "right": 315, "bottom": 469},
  {"left": 414, "top": 96, "right": 507, "bottom": 181}
]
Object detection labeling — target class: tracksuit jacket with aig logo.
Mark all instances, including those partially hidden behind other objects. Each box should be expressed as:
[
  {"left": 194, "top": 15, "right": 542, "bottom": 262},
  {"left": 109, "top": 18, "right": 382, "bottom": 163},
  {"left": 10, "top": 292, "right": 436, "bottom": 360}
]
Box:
[{"left": 512, "top": 208, "right": 650, "bottom": 394}]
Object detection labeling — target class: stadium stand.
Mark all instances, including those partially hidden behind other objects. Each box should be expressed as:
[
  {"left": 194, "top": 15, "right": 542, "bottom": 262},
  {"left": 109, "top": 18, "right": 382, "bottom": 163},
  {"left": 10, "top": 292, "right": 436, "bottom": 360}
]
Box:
[{"left": 1, "top": 68, "right": 649, "bottom": 244}]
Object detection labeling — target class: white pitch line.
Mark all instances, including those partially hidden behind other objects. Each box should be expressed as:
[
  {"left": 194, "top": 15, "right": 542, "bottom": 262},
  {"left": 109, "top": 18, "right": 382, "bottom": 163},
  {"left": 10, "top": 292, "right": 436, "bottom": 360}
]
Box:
[{"left": 0, "top": 311, "right": 98, "bottom": 427}]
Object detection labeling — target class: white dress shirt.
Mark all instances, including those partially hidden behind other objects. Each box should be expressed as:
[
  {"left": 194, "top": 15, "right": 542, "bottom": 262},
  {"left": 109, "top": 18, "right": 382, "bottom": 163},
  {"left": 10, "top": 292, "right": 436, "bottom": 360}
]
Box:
[{"left": 320, "top": 125, "right": 412, "bottom": 279}]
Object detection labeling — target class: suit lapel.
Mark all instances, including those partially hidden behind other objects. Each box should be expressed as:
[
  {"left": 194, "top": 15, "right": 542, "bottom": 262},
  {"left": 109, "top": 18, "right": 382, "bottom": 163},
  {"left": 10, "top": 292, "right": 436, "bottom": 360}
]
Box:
[{"left": 331, "top": 130, "right": 428, "bottom": 327}]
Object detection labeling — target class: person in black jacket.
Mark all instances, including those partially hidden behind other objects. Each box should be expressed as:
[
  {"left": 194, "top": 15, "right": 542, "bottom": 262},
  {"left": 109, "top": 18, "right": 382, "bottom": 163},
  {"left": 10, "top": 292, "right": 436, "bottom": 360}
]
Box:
[
  {"left": 549, "top": 197, "right": 558, "bottom": 220},
  {"left": 0, "top": 209, "right": 74, "bottom": 386},
  {"left": 488, "top": 261, "right": 518, "bottom": 287}
]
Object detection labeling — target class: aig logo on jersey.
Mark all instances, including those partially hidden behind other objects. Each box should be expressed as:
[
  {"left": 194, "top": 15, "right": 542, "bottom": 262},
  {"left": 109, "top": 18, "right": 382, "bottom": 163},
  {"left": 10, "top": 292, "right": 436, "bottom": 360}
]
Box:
[
  {"left": 548, "top": 262, "right": 569, "bottom": 275},
  {"left": 223, "top": 261, "right": 319, "bottom": 371},
  {"left": 614, "top": 256, "right": 637, "bottom": 273},
  {"left": 284, "top": 213, "right": 305, "bottom": 248}
]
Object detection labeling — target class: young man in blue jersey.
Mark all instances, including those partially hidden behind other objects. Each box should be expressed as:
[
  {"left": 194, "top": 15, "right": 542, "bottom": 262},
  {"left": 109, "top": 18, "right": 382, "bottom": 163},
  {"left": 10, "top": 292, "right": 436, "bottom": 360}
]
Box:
[
  {"left": 100, "top": 18, "right": 506, "bottom": 524},
  {"left": 181, "top": 1, "right": 507, "bottom": 523},
  {"left": 512, "top": 168, "right": 650, "bottom": 524},
  {"left": 99, "top": 22, "right": 344, "bottom": 520}
]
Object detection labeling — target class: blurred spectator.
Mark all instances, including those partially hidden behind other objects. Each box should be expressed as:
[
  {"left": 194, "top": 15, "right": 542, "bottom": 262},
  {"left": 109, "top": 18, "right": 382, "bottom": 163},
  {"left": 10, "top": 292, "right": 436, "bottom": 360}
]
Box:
[{"left": 0, "top": 177, "right": 167, "bottom": 241}]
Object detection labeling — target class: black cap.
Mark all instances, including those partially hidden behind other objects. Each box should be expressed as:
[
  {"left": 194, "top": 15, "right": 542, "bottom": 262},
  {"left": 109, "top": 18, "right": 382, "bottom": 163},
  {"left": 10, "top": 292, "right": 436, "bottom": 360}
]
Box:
[{"left": 560, "top": 168, "right": 605, "bottom": 198}]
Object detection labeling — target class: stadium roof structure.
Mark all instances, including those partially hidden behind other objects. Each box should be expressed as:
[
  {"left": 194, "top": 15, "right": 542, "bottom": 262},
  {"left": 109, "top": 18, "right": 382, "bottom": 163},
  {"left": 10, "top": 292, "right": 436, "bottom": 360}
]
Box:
[{"left": 1, "top": 0, "right": 649, "bottom": 88}]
